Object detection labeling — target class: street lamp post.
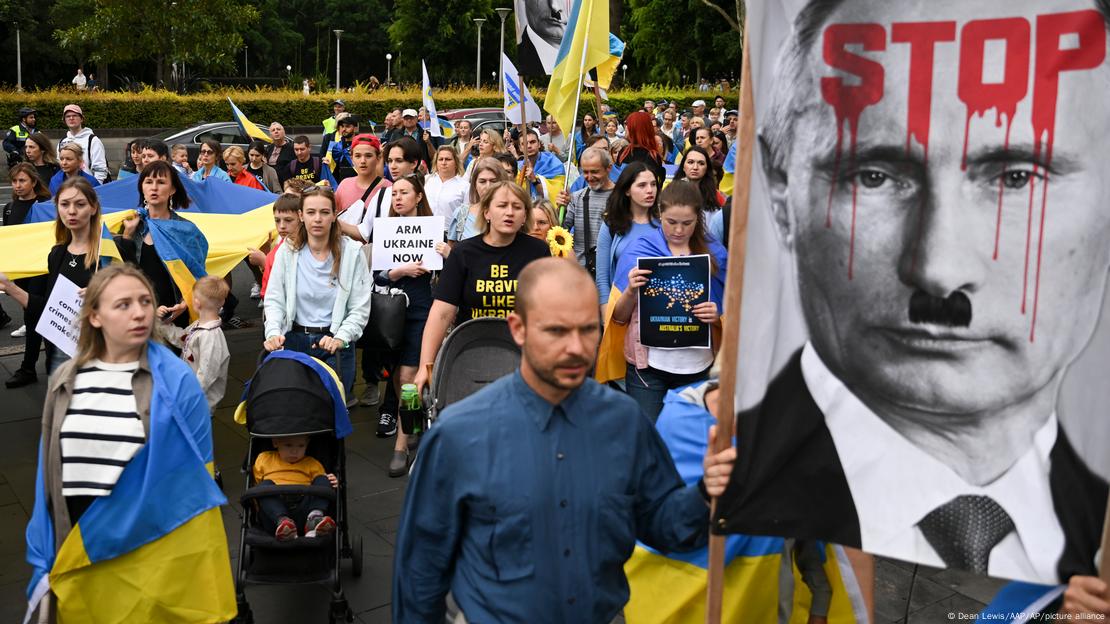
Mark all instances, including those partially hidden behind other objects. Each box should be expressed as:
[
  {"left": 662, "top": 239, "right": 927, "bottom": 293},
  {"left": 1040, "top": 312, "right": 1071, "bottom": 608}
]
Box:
[
  {"left": 243, "top": 46, "right": 248, "bottom": 78},
  {"left": 286, "top": 64, "right": 292, "bottom": 88},
  {"left": 622, "top": 64, "right": 627, "bottom": 86},
  {"left": 474, "top": 18, "right": 486, "bottom": 91},
  {"left": 334, "top": 30, "right": 344, "bottom": 92},
  {"left": 495, "top": 8, "right": 513, "bottom": 94},
  {"left": 386, "top": 53, "right": 392, "bottom": 85},
  {"left": 15, "top": 23, "right": 22, "bottom": 92}
]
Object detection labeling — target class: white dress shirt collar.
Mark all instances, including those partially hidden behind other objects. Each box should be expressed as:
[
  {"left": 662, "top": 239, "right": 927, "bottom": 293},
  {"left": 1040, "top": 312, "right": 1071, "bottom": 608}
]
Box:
[
  {"left": 800, "top": 342, "right": 1065, "bottom": 583},
  {"left": 526, "top": 27, "right": 558, "bottom": 74}
]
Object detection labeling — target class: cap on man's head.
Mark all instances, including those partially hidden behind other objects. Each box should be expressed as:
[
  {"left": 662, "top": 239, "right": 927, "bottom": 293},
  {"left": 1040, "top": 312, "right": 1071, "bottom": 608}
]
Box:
[
  {"left": 17, "top": 107, "right": 36, "bottom": 118},
  {"left": 402, "top": 108, "right": 418, "bottom": 118},
  {"left": 336, "top": 112, "right": 357, "bottom": 126},
  {"left": 692, "top": 99, "right": 706, "bottom": 108},
  {"left": 725, "top": 109, "right": 739, "bottom": 117},
  {"left": 657, "top": 99, "right": 669, "bottom": 106},
  {"left": 351, "top": 134, "right": 381, "bottom": 151},
  {"left": 331, "top": 99, "right": 346, "bottom": 107},
  {"left": 62, "top": 104, "right": 84, "bottom": 118}
]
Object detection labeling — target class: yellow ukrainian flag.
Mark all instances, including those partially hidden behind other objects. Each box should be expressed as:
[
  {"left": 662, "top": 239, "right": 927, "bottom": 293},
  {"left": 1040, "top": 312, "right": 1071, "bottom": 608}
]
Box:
[
  {"left": 543, "top": 0, "right": 612, "bottom": 138},
  {"left": 228, "top": 97, "right": 273, "bottom": 144}
]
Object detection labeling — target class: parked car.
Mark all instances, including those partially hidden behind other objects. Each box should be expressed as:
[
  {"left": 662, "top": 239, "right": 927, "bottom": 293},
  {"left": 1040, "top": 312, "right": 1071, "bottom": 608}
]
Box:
[{"left": 145, "top": 121, "right": 272, "bottom": 169}]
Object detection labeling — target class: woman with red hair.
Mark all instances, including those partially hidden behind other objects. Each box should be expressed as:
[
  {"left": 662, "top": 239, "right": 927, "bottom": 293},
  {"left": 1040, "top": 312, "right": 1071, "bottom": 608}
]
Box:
[{"left": 615, "top": 111, "right": 665, "bottom": 185}]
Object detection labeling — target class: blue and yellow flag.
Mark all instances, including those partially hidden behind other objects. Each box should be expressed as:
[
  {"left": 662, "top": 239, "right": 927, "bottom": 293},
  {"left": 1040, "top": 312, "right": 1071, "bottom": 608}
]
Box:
[
  {"left": 596, "top": 227, "right": 727, "bottom": 383},
  {"left": 718, "top": 142, "right": 737, "bottom": 197},
  {"left": 544, "top": 0, "right": 612, "bottom": 139},
  {"left": 595, "top": 34, "right": 626, "bottom": 91},
  {"left": 518, "top": 150, "right": 566, "bottom": 201},
  {"left": 625, "top": 384, "right": 867, "bottom": 623},
  {"left": 234, "top": 349, "right": 352, "bottom": 438},
  {"left": 228, "top": 97, "right": 272, "bottom": 144},
  {"left": 1, "top": 178, "right": 277, "bottom": 282},
  {"left": 134, "top": 206, "right": 209, "bottom": 322},
  {"left": 419, "top": 118, "right": 456, "bottom": 139},
  {"left": 421, "top": 61, "right": 442, "bottom": 139},
  {"left": 978, "top": 582, "right": 1065, "bottom": 622},
  {"left": 25, "top": 342, "right": 234, "bottom": 623}
]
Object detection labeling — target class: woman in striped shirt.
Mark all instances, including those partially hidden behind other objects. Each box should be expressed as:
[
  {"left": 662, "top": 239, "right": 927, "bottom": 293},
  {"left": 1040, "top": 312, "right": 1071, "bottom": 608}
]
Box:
[{"left": 29, "top": 264, "right": 232, "bottom": 619}]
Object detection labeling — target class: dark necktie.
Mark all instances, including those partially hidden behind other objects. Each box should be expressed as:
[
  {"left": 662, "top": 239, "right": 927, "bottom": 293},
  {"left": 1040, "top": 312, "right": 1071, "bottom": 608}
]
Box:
[{"left": 918, "top": 495, "right": 1015, "bottom": 575}]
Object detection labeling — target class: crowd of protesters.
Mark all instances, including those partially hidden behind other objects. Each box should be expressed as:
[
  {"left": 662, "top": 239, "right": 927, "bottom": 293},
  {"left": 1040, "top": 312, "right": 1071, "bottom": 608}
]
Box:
[{"left": 3, "top": 94, "right": 1108, "bottom": 622}]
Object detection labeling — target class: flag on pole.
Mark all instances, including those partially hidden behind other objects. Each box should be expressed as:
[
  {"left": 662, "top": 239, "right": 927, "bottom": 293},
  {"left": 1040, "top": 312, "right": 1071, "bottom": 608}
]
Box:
[
  {"left": 543, "top": 0, "right": 612, "bottom": 138},
  {"left": 421, "top": 61, "right": 441, "bottom": 138},
  {"left": 503, "top": 54, "right": 543, "bottom": 125},
  {"left": 227, "top": 97, "right": 272, "bottom": 144},
  {"left": 595, "top": 33, "right": 626, "bottom": 91}
]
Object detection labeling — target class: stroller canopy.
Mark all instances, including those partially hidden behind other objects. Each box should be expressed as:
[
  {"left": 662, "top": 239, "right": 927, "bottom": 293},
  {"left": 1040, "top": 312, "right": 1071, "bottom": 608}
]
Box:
[{"left": 235, "top": 350, "right": 353, "bottom": 438}]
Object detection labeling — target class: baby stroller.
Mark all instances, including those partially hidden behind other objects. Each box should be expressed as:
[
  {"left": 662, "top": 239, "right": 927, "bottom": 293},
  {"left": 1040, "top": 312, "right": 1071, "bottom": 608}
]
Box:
[
  {"left": 232, "top": 350, "right": 363, "bottom": 624},
  {"left": 423, "top": 317, "right": 522, "bottom": 424}
]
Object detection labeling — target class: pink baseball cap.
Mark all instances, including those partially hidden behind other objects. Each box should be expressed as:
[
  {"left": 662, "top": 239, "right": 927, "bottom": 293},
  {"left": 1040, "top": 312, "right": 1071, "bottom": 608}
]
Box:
[
  {"left": 351, "top": 134, "right": 381, "bottom": 151},
  {"left": 63, "top": 104, "right": 84, "bottom": 118}
]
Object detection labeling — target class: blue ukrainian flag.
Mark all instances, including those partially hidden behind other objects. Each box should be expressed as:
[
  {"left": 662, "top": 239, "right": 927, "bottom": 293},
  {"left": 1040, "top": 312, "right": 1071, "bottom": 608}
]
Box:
[
  {"left": 228, "top": 97, "right": 273, "bottom": 144},
  {"left": 594, "top": 34, "right": 626, "bottom": 91},
  {"left": 625, "top": 385, "right": 867, "bottom": 623},
  {"left": 978, "top": 582, "right": 1065, "bottom": 622},
  {"left": 596, "top": 227, "right": 727, "bottom": 383},
  {"left": 25, "top": 342, "right": 234, "bottom": 623},
  {"left": 419, "top": 118, "right": 456, "bottom": 139}
]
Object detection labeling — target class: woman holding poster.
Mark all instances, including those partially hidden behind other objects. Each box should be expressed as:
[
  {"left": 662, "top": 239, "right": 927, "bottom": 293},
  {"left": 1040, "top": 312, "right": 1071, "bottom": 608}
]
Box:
[
  {"left": 374, "top": 175, "right": 447, "bottom": 477},
  {"left": 0, "top": 177, "right": 110, "bottom": 378},
  {"left": 606, "top": 181, "right": 727, "bottom": 422}
]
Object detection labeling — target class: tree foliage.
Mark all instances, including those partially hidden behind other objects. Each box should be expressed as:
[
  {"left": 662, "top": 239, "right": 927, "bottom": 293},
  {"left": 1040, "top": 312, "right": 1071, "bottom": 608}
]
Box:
[
  {"left": 624, "top": 0, "right": 741, "bottom": 85},
  {"left": 388, "top": 0, "right": 504, "bottom": 85},
  {"left": 55, "top": 0, "right": 260, "bottom": 84}
]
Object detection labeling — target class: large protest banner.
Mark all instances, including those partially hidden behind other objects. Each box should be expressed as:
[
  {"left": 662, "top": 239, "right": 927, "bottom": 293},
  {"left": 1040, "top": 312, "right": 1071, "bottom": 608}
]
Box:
[{"left": 713, "top": 0, "right": 1110, "bottom": 585}]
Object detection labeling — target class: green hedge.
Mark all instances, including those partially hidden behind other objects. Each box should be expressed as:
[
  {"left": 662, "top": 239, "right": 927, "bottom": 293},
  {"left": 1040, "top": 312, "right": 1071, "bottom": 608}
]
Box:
[{"left": 0, "top": 87, "right": 738, "bottom": 129}]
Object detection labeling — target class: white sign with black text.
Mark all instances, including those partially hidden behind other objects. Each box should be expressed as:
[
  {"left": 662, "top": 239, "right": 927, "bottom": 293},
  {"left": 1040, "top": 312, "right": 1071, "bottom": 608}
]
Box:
[
  {"left": 371, "top": 216, "right": 446, "bottom": 271},
  {"left": 35, "top": 274, "right": 84, "bottom": 357}
]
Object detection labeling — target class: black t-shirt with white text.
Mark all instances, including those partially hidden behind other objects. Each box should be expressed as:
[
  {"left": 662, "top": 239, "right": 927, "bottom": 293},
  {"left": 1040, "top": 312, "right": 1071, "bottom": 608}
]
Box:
[
  {"left": 434, "top": 234, "right": 550, "bottom": 321},
  {"left": 288, "top": 157, "right": 323, "bottom": 184}
]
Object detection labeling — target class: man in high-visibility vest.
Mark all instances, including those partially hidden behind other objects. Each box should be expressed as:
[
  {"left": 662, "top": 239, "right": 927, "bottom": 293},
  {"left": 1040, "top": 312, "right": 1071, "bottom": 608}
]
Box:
[
  {"left": 319, "top": 99, "right": 346, "bottom": 158},
  {"left": 3, "top": 107, "right": 38, "bottom": 167}
]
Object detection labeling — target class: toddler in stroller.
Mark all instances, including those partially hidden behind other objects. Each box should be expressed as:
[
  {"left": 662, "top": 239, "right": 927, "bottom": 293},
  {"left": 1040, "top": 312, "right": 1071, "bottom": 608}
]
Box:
[{"left": 253, "top": 434, "right": 339, "bottom": 540}]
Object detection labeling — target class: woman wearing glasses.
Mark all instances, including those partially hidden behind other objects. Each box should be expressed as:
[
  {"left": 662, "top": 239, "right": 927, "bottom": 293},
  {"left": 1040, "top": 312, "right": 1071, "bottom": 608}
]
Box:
[{"left": 191, "top": 138, "right": 232, "bottom": 183}]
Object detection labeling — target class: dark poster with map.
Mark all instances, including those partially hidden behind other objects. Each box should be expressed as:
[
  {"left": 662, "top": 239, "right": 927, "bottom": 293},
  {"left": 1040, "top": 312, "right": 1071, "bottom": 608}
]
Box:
[{"left": 637, "top": 255, "right": 712, "bottom": 349}]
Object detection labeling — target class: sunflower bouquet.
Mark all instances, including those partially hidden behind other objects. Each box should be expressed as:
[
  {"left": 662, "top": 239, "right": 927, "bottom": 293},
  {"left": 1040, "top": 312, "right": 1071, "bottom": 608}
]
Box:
[{"left": 547, "top": 226, "right": 575, "bottom": 258}]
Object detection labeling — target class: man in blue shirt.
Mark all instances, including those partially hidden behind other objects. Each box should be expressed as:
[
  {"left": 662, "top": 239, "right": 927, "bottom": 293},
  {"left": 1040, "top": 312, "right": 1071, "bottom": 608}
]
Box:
[{"left": 394, "top": 258, "right": 736, "bottom": 623}]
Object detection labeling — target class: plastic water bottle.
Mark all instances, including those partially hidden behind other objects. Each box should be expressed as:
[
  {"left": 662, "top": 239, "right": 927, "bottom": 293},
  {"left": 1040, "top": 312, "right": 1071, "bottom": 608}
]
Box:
[{"left": 399, "top": 383, "right": 423, "bottom": 435}]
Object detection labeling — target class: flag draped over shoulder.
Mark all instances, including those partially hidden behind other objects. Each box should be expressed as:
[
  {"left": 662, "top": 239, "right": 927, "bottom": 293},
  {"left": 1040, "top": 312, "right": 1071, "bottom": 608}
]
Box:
[
  {"left": 544, "top": 0, "right": 612, "bottom": 138},
  {"left": 0, "top": 178, "right": 276, "bottom": 280},
  {"left": 596, "top": 227, "right": 728, "bottom": 383},
  {"left": 624, "top": 385, "right": 867, "bottom": 624},
  {"left": 422, "top": 61, "right": 442, "bottom": 139},
  {"left": 135, "top": 206, "right": 209, "bottom": 321},
  {"left": 25, "top": 342, "right": 234, "bottom": 623},
  {"left": 228, "top": 97, "right": 272, "bottom": 144},
  {"left": 519, "top": 150, "right": 566, "bottom": 200},
  {"left": 503, "top": 54, "right": 543, "bottom": 124}
]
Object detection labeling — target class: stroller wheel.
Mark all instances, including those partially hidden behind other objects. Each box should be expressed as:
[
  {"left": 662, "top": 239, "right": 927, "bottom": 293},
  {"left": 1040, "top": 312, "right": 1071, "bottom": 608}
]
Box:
[{"left": 351, "top": 534, "right": 364, "bottom": 577}]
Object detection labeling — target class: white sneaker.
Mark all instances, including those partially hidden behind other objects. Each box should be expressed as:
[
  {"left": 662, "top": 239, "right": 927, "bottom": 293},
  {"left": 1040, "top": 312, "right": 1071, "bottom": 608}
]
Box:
[
  {"left": 249, "top": 284, "right": 262, "bottom": 299},
  {"left": 10, "top": 325, "right": 26, "bottom": 338}
]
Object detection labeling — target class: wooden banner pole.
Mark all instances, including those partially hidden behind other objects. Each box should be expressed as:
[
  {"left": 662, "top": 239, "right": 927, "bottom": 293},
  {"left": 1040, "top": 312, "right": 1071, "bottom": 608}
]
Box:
[
  {"left": 705, "top": 31, "right": 755, "bottom": 624},
  {"left": 1099, "top": 494, "right": 1110, "bottom": 582}
]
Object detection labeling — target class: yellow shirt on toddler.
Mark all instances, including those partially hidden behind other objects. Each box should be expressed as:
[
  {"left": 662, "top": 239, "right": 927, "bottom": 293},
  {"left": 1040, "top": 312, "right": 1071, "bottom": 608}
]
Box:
[{"left": 253, "top": 451, "right": 326, "bottom": 485}]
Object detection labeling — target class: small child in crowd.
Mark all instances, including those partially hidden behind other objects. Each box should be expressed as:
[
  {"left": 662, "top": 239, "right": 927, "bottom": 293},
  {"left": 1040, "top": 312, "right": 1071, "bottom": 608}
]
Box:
[
  {"left": 252, "top": 435, "right": 338, "bottom": 540},
  {"left": 247, "top": 192, "right": 303, "bottom": 301},
  {"left": 159, "top": 275, "right": 231, "bottom": 413},
  {"left": 171, "top": 144, "right": 193, "bottom": 176}
]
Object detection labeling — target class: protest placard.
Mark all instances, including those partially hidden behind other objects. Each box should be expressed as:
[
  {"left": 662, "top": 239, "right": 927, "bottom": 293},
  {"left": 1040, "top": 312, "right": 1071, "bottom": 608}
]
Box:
[
  {"left": 637, "top": 255, "right": 711, "bottom": 349},
  {"left": 370, "top": 216, "right": 446, "bottom": 271},
  {"left": 34, "top": 274, "right": 84, "bottom": 357}
]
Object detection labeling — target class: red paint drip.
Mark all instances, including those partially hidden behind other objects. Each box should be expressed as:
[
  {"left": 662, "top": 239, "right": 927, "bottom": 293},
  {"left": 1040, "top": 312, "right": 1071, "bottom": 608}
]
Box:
[
  {"left": 992, "top": 117, "right": 1014, "bottom": 260},
  {"left": 1026, "top": 10, "right": 1106, "bottom": 341},
  {"left": 1021, "top": 166, "right": 1036, "bottom": 315}
]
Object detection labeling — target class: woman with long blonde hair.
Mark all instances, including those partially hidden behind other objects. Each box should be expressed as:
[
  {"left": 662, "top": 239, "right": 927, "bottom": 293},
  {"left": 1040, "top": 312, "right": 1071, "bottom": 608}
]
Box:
[
  {"left": 1, "top": 177, "right": 109, "bottom": 383},
  {"left": 24, "top": 264, "right": 235, "bottom": 623}
]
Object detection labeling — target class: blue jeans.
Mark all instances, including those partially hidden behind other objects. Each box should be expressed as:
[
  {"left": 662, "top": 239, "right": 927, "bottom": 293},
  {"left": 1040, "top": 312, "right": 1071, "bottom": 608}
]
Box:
[
  {"left": 283, "top": 331, "right": 356, "bottom": 398},
  {"left": 624, "top": 363, "right": 711, "bottom": 423}
]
